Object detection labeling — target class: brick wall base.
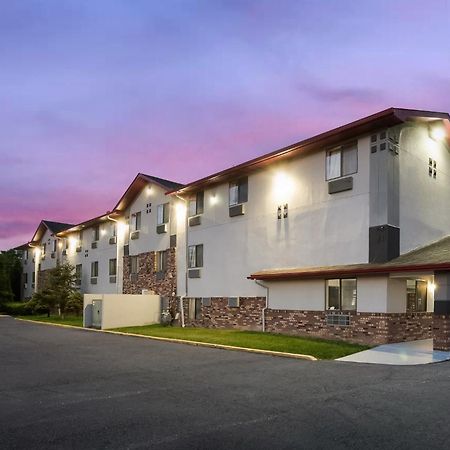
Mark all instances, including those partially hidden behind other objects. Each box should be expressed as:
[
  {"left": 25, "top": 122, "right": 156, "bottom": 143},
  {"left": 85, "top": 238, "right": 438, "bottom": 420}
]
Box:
[
  {"left": 433, "top": 314, "right": 450, "bottom": 351},
  {"left": 265, "top": 310, "right": 433, "bottom": 346},
  {"left": 183, "top": 297, "right": 265, "bottom": 331}
]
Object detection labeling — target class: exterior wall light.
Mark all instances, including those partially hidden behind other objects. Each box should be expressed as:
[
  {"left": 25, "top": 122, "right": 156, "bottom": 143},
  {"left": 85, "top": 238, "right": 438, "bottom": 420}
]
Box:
[
  {"left": 428, "top": 282, "right": 436, "bottom": 293},
  {"left": 429, "top": 122, "right": 446, "bottom": 142},
  {"left": 273, "top": 171, "right": 294, "bottom": 203}
]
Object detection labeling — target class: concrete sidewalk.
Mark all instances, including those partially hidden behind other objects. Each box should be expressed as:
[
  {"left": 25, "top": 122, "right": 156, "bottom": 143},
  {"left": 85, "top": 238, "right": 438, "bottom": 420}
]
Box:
[{"left": 338, "top": 339, "right": 450, "bottom": 365}]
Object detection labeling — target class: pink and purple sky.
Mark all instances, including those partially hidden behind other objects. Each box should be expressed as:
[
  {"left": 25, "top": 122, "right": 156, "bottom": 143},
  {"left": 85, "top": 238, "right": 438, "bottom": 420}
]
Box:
[{"left": 1, "top": 0, "right": 450, "bottom": 249}]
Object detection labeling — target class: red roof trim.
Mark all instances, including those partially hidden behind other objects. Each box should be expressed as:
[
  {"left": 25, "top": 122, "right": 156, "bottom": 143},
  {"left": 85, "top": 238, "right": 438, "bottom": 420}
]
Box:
[{"left": 248, "top": 262, "right": 450, "bottom": 281}]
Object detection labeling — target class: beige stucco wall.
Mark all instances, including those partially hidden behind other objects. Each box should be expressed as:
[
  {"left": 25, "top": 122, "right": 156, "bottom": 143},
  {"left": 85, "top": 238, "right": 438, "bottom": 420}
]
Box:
[{"left": 83, "top": 293, "right": 160, "bottom": 329}]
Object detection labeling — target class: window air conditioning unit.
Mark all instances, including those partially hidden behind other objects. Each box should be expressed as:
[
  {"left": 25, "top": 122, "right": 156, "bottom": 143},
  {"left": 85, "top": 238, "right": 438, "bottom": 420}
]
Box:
[
  {"left": 130, "top": 230, "right": 140, "bottom": 240},
  {"left": 91, "top": 241, "right": 98, "bottom": 249},
  {"left": 156, "top": 224, "right": 168, "bottom": 234},
  {"left": 188, "top": 269, "right": 201, "bottom": 278},
  {"left": 202, "top": 297, "right": 211, "bottom": 307},
  {"left": 76, "top": 246, "right": 82, "bottom": 253},
  {"left": 188, "top": 216, "right": 201, "bottom": 227},
  {"left": 62, "top": 249, "right": 67, "bottom": 256},
  {"left": 109, "top": 236, "right": 117, "bottom": 245},
  {"left": 109, "top": 276, "right": 117, "bottom": 284},
  {"left": 228, "top": 297, "right": 240, "bottom": 308},
  {"left": 229, "top": 204, "right": 245, "bottom": 217},
  {"left": 130, "top": 273, "right": 138, "bottom": 282},
  {"left": 24, "top": 283, "right": 28, "bottom": 289},
  {"left": 90, "top": 277, "right": 97, "bottom": 285},
  {"left": 51, "top": 252, "right": 56, "bottom": 259}
]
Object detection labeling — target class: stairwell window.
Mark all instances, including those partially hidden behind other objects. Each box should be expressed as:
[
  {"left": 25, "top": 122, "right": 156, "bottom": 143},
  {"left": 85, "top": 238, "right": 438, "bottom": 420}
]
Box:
[
  {"left": 52, "top": 240, "right": 57, "bottom": 252},
  {"left": 157, "top": 203, "right": 170, "bottom": 225},
  {"left": 93, "top": 225, "right": 100, "bottom": 241},
  {"left": 130, "top": 256, "right": 139, "bottom": 274},
  {"left": 132, "top": 212, "right": 141, "bottom": 231},
  {"left": 109, "top": 258, "right": 117, "bottom": 276},
  {"left": 189, "top": 191, "right": 204, "bottom": 217},
  {"left": 156, "top": 250, "right": 168, "bottom": 272},
  {"left": 188, "top": 244, "right": 203, "bottom": 268},
  {"left": 326, "top": 143, "right": 358, "bottom": 180},
  {"left": 229, "top": 177, "right": 248, "bottom": 206},
  {"left": 91, "top": 261, "right": 98, "bottom": 278},
  {"left": 75, "top": 264, "right": 82, "bottom": 284},
  {"left": 326, "top": 278, "right": 357, "bottom": 311}
]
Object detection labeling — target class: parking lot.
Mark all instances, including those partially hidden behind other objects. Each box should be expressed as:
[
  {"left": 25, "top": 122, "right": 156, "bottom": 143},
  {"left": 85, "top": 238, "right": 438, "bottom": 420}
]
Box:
[{"left": 1, "top": 316, "right": 450, "bottom": 449}]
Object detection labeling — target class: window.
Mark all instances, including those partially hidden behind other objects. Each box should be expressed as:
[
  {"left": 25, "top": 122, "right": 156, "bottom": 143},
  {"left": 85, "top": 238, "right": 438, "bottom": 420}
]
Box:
[
  {"left": 229, "top": 177, "right": 248, "bottom": 206},
  {"left": 111, "top": 222, "right": 117, "bottom": 237},
  {"left": 188, "top": 244, "right": 203, "bottom": 268},
  {"left": 157, "top": 203, "right": 170, "bottom": 225},
  {"left": 130, "top": 256, "right": 139, "bottom": 274},
  {"left": 407, "top": 279, "right": 428, "bottom": 312},
  {"left": 109, "top": 258, "right": 117, "bottom": 276},
  {"left": 32, "top": 272, "right": 35, "bottom": 283},
  {"left": 24, "top": 273, "right": 28, "bottom": 284},
  {"left": 188, "top": 298, "right": 202, "bottom": 320},
  {"left": 75, "top": 264, "right": 82, "bottom": 281},
  {"left": 65, "top": 239, "right": 69, "bottom": 250},
  {"left": 42, "top": 243, "right": 46, "bottom": 256},
  {"left": 156, "top": 250, "right": 168, "bottom": 272},
  {"left": 188, "top": 191, "right": 204, "bottom": 217},
  {"left": 52, "top": 240, "right": 57, "bottom": 252},
  {"left": 132, "top": 212, "right": 141, "bottom": 231},
  {"left": 93, "top": 225, "right": 100, "bottom": 241},
  {"left": 24, "top": 249, "right": 28, "bottom": 260},
  {"left": 326, "top": 279, "right": 357, "bottom": 311},
  {"left": 78, "top": 230, "right": 83, "bottom": 246},
  {"left": 326, "top": 143, "right": 358, "bottom": 180},
  {"left": 91, "top": 261, "right": 98, "bottom": 278}
]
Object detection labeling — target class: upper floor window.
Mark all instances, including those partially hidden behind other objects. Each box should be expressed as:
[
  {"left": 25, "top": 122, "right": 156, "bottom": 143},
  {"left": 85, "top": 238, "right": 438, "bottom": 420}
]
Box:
[
  {"left": 93, "top": 225, "right": 100, "bottom": 241},
  {"left": 132, "top": 212, "right": 141, "bottom": 231},
  {"left": 326, "top": 278, "right": 357, "bottom": 311},
  {"left": 42, "top": 243, "right": 46, "bottom": 256},
  {"left": 326, "top": 143, "right": 358, "bottom": 181},
  {"left": 111, "top": 222, "right": 117, "bottom": 237},
  {"left": 24, "top": 249, "right": 28, "bottom": 260},
  {"left": 229, "top": 177, "right": 248, "bottom": 206},
  {"left": 189, "top": 191, "right": 204, "bottom": 217},
  {"left": 52, "top": 240, "right": 57, "bottom": 252},
  {"left": 157, "top": 203, "right": 169, "bottom": 225},
  {"left": 75, "top": 264, "right": 82, "bottom": 281},
  {"left": 188, "top": 244, "right": 203, "bottom": 268}
]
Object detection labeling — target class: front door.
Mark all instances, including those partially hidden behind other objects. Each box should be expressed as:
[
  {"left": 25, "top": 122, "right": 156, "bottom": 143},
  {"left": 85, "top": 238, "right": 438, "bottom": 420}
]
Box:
[{"left": 92, "top": 300, "right": 102, "bottom": 328}]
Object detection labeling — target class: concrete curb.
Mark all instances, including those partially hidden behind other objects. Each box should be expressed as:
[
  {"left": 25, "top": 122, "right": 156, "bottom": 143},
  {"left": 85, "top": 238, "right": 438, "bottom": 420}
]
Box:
[{"left": 14, "top": 318, "right": 318, "bottom": 361}]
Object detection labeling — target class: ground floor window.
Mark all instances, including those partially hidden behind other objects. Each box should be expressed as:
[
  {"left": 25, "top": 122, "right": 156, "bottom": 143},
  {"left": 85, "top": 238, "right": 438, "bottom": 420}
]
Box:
[
  {"left": 407, "top": 279, "right": 428, "bottom": 312},
  {"left": 326, "top": 278, "right": 357, "bottom": 311},
  {"left": 188, "top": 298, "right": 202, "bottom": 320}
]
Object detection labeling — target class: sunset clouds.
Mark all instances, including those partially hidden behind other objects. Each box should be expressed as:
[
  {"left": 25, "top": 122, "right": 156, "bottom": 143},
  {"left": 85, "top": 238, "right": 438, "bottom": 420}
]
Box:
[{"left": 1, "top": 0, "right": 449, "bottom": 249}]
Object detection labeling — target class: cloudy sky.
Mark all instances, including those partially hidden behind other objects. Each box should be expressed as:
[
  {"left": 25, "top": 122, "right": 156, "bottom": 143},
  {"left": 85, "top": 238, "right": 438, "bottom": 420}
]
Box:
[{"left": 1, "top": 0, "right": 449, "bottom": 249}]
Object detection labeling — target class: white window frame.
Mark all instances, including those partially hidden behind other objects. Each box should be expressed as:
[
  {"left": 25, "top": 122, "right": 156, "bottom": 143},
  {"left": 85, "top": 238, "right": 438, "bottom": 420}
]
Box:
[{"left": 325, "top": 143, "right": 358, "bottom": 181}]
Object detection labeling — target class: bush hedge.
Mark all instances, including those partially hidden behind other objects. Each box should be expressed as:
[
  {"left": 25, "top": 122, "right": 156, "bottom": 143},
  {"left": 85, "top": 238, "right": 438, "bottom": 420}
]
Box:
[{"left": 0, "top": 301, "right": 35, "bottom": 316}]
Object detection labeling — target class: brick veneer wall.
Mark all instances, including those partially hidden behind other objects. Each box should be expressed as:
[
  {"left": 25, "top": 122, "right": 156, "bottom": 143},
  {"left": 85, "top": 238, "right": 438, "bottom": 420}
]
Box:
[
  {"left": 37, "top": 269, "right": 51, "bottom": 293},
  {"left": 181, "top": 298, "right": 432, "bottom": 345},
  {"left": 433, "top": 314, "right": 450, "bottom": 351},
  {"left": 265, "top": 310, "right": 433, "bottom": 346},
  {"left": 123, "top": 248, "right": 177, "bottom": 301},
  {"left": 183, "top": 297, "right": 265, "bottom": 331}
]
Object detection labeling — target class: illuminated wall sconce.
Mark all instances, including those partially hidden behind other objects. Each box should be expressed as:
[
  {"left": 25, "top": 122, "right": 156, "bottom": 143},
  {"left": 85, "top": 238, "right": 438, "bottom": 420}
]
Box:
[{"left": 428, "top": 122, "right": 446, "bottom": 142}]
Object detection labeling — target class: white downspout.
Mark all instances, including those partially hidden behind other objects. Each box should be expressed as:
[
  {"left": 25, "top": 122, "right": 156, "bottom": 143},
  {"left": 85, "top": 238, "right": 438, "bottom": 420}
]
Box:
[
  {"left": 254, "top": 280, "right": 269, "bottom": 332},
  {"left": 175, "top": 194, "right": 188, "bottom": 327}
]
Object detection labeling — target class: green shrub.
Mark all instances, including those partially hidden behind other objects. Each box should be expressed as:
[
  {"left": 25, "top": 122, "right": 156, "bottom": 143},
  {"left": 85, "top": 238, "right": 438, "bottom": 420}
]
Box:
[
  {"left": 0, "top": 291, "right": 14, "bottom": 305},
  {"left": 1, "top": 301, "right": 35, "bottom": 316}
]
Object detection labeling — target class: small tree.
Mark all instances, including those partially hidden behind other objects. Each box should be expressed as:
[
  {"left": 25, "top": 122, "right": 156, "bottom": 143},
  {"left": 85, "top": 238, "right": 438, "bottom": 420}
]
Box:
[{"left": 31, "top": 263, "right": 80, "bottom": 318}]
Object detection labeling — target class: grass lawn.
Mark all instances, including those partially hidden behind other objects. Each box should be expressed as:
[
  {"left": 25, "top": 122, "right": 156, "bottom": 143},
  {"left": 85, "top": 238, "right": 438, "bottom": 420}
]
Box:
[
  {"left": 17, "top": 315, "right": 83, "bottom": 327},
  {"left": 113, "top": 325, "right": 369, "bottom": 360}
]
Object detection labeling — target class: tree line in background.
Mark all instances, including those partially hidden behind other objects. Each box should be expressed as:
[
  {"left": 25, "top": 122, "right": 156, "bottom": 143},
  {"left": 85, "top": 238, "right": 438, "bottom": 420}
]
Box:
[
  {"left": 0, "top": 255, "right": 83, "bottom": 317},
  {"left": 0, "top": 250, "right": 22, "bottom": 303}
]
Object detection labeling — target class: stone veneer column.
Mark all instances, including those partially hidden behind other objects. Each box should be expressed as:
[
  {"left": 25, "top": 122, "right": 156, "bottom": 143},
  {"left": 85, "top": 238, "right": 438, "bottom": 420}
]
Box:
[{"left": 433, "top": 272, "right": 450, "bottom": 351}]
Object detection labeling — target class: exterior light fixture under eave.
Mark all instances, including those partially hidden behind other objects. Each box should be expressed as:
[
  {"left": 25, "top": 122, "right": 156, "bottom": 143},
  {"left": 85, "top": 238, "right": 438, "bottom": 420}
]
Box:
[
  {"left": 176, "top": 202, "right": 186, "bottom": 220},
  {"left": 210, "top": 193, "right": 218, "bottom": 205},
  {"left": 429, "top": 122, "right": 446, "bottom": 142},
  {"left": 273, "top": 171, "right": 295, "bottom": 203}
]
